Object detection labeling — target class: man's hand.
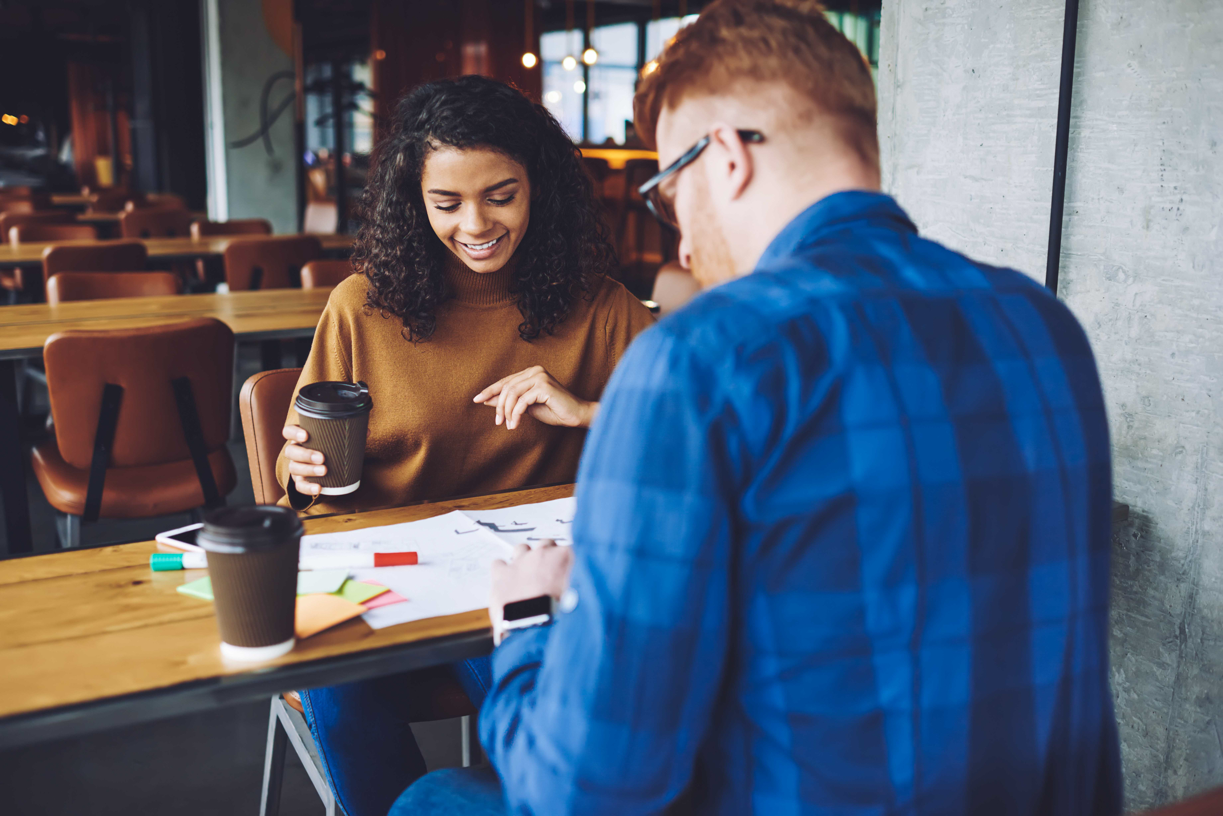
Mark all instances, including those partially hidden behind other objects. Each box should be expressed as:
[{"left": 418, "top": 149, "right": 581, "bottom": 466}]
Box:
[
  {"left": 490, "top": 540, "right": 574, "bottom": 632},
  {"left": 474, "top": 366, "right": 599, "bottom": 430}
]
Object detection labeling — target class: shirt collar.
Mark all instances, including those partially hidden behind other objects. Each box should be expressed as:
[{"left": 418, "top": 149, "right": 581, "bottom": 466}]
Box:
[{"left": 755, "top": 191, "right": 918, "bottom": 269}]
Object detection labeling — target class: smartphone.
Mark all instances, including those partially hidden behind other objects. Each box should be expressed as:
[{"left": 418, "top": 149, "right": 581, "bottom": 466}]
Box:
[{"left": 155, "top": 522, "right": 205, "bottom": 552}]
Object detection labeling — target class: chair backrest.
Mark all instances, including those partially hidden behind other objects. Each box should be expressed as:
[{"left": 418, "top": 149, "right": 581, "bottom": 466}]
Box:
[
  {"left": 300, "top": 259, "right": 355, "bottom": 290},
  {"left": 0, "top": 198, "right": 40, "bottom": 215},
  {"left": 239, "top": 368, "right": 302, "bottom": 504},
  {"left": 127, "top": 193, "right": 187, "bottom": 211},
  {"left": 582, "top": 156, "right": 611, "bottom": 183},
  {"left": 10, "top": 223, "right": 99, "bottom": 245},
  {"left": 0, "top": 210, "right": 73, "bottom": 236},
  {"left": 46, "top": 271, "right": 179, "bottom": 305},
  {"left": 88, "top": 190, "right": 145, "bottom": 213},
  {"left": 118, "top": 207, "right": 193, "bottom": 238},
  {"left": 222, "top": 235, "right": 323, "bottom": 291},
  {"left": 191, "top": 218, "right": 273, "bottom": 239},
  {"left": 43, "top": 318, "right": 234, "bottom": 470},
  {"left": 303, "top": 201, "right": 338, "bottom": 234},
  {"left": 43, "top": 240, "right": 148, "bottom": 277},
  {"left": 0, "top": 185, "right": 35, "bottom": 197}
]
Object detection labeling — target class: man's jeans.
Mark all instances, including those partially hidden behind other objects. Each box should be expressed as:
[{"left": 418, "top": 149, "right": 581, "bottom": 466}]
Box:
[
  {"left": 299, "top": 657, "right": 492, "bottom": 816},
  {"left": 390, "top": 767, "right": 506, "bottom": 815}
]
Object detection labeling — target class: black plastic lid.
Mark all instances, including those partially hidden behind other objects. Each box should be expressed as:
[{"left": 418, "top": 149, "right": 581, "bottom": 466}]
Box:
[
  {"left": 294, "top": 381, "right": 373, "bottom": 418},
  {"left": 198, "top": 506, "right": 303, "bottom": 554}
]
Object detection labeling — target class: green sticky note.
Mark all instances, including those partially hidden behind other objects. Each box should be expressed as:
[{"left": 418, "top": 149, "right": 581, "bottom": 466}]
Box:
[
  {"left": 176, "top": 576, "right": 214, "bottom": 601},
  {"left": 331, "top": 579, "right": 389, "bottom": 605},
  {"left": 296, "top": 569, "right": 349, "bottom": 595}
]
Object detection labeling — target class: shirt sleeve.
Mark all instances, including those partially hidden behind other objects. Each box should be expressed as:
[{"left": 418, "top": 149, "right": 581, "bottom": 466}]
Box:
[
  {"left": 275, "top": 300, "right": 353, "bottom": 510},
  {"left": 480, "top": 324, "right": 739, "bottom": 815}
]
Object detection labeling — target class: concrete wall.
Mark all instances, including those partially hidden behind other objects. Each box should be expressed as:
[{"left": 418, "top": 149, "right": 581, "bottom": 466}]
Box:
[
  {"left": 878, "top": 0, "right": 1223, "bottom": 810},
  {"left": 202, "top": 0, "right": 298, "bottom": 233}
]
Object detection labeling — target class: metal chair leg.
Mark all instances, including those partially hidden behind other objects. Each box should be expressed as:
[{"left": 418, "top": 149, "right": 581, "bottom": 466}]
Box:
[
  {"left": 56, "top": 514, "right": 81, "bottom": 549},
  {"left": 259, "top": 698, "right": 288, "bottom": 816},
  {"left": 461, "top": 713, "right": 481, "bottom": 767},
  {"left": 274, "top": 695, "right": 340, "bottom": 815}
]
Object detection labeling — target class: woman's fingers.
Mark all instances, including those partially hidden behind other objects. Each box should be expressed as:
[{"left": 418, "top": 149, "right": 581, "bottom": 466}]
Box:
[
  {"left": 507, "top": 386, "right": 542, "bottom": 430},
  {"left": 283, "top": 443, "right": 325, "bottom": 465},
  {"left": 282, "top": 425, "right": 309, "bottom": 444},
  {"left": 474, "top": 366, "right": 543, "bottom": 405},
  {"left": 287, "top": 459, "right": 327, "bottom": 478}
]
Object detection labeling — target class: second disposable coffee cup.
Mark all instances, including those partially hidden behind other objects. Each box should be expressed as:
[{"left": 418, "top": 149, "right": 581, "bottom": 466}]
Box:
[
  {"left": 198, "top": 506, "right": 302, "bottom": 662},
  {"left": 294, "top": 381, "right": 372, "bottom": 496}
]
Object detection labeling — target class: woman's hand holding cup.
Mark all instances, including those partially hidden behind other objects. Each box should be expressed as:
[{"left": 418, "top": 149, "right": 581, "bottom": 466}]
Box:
[{"left": 282, "top": 425, "right": 326, "bottom": 497}]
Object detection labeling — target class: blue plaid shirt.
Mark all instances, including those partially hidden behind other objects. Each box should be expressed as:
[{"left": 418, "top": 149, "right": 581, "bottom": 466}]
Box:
[{"left": 482, "top": 192, "right": 1121, "bottom": 815}]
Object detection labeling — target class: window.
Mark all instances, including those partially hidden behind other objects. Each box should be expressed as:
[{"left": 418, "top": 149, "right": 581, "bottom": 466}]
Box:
[
  {"left": 587, "top": 23, "right": 638, "bottom": 145},
  {"left": 825, "top": 10, "right": 881, "bottom": 68},
  {"left": 645, "top": 14, "right": 699, "bottom": 63},
  {"left": 541, "top": 29, "right": 585, "bottom": 140}
]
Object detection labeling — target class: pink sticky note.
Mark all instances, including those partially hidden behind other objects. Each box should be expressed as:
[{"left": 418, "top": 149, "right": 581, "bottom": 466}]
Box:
[{"left": 359, "top": 580, "right": 408, "bottom": 609}]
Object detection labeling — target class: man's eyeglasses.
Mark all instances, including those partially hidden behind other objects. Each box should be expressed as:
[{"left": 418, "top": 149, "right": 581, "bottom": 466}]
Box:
[{"left": 637, "top": 130, "right": 764, "bottom": 228}]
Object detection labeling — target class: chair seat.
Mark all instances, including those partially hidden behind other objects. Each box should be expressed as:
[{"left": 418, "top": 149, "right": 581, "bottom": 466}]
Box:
[{"left": 32, "top": 438, "right": 237, "bottom": 518}]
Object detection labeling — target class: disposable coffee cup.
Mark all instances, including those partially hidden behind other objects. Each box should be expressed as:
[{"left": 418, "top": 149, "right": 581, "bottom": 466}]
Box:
[
  {"left": 294, "top": 381, "right": 373, "bottom": 496},
  {"left": 198, "top": 506, "right": 302, "bottom": 662}
]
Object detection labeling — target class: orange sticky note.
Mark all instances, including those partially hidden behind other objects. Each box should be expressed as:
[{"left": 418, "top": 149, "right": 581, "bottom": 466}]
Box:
[{"left": 295, "top": 593, "right": 366, "bottom": 639}]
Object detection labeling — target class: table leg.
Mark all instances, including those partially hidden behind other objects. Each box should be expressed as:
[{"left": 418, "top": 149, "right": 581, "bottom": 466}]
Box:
[{"left": 0, "top": 359, "right": 33, "bottom": 555}]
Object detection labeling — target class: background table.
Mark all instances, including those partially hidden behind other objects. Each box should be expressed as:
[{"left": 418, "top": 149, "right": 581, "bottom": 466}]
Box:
[
  {"left": 0, "top": 234, "right": 353, "bottom": 269},
  {"left": 0, "top": 483, "right": 572, "bottom": 750},
  {"left": 0, "top": 289, "right": 334, "bottom": 556}
]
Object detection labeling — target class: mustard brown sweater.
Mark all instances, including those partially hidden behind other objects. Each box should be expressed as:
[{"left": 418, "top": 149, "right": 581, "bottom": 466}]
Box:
[{"left": 277, "top": 262, "right": 655, "bottom": 515}]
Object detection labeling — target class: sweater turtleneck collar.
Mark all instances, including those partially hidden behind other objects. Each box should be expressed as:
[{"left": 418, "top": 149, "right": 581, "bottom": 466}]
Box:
[{"left": 444, "top": 252, "right": 517, "bottom": 306}]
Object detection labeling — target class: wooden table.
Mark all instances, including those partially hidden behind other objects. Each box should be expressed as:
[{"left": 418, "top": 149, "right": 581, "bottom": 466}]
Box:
[
  {"left": 0, "top": 483, "right": 572, "bottom": 750},
  {"left": 0, "top": 233, "right": 353, "bottom": 268},
  {"left": 0, "top": 289, "right": 334, "bottom": 556}
]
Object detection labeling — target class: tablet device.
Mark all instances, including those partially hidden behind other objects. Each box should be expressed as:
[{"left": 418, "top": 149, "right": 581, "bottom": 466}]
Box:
[{"left": 155, "top": 522, "right": 205, "bottom": 552}]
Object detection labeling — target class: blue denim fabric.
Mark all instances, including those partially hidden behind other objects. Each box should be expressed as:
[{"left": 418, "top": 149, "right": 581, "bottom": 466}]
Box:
[
  {"left": 300, "top": 656, "right": 492, "bottom": 816},
  {"left": 390, "top": 767, "right": 506, "bottom": 816}
]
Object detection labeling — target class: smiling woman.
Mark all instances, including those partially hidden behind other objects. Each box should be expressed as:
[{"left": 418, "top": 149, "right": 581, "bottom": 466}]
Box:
[{"left": 275, "top": 75, "right": 655, "bottom": 816}]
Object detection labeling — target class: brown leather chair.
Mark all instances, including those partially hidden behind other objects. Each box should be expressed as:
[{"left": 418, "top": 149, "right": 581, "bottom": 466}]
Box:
[
  {"left": 300, "top": 259, "right": 354, "bottom": 290},
  {"left": 239, "top": 367, "right": 480, "bottom": 813},
  {"left": 32, "top": 318, "right": 237, "bottom": 547},
  {"left": 10, "top": 223, "right": 99, "bottom": 244},
  {"left": 118, "top": 207, "right": 193, "bottom": 238},
  {"left": 222, "top": 235, "right": 322, "bottom": 291},
  {"left": 0, "top": 209, "right": 73, "bottom": 236},
  {"left": 238, "top": 368, "right": 302, "bottom": 504},
  {"left": 36, "top": 240, "right": 148, "bottom": 303},
  {"left": 46, "top": 272, "right": 179, "bottom": 306},
  {"left": 1139, "top": 787, "right": 1223, "bottom": 815},
  {"left": 1, "top": 222, "right": 99, "bottom": 300},
  {"left": 88, "top": 190, "right": 146, "bottom": 213},
  {"left": 127, "top": 193, "right": 187, "bottom": 211},
  {"left": 190, "top": 218, "right": 273, "bottom": 239},
  {"left": 0, "top": 198, "right": 42, "bottom": 215}
]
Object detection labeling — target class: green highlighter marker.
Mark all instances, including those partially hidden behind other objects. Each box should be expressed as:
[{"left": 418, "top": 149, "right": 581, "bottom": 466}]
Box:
[{"left": 150, "top": 552, "right": 208, "bottom": 571}]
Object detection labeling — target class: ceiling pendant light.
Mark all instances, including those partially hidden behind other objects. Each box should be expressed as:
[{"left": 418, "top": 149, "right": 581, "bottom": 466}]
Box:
[
  {"left": 562, "top": 0, "right": 577, "bottom": 71},
  {"left": 582, "top": 0, "right": 599, "bottom": 66},
  {"left": 521, "top": 0, "right": 537, "bottom": 68}
]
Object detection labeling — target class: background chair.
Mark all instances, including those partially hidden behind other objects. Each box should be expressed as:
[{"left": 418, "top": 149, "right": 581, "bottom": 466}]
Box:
[
  {"left": 222, "top": 235, "right": 322, "bottom": 291},
  {"left": 11, "top": 223, "right": 99, "bottom": 244},
  {"left": 32, "top": 318, "right": 237, "bottom": 547},
  {"left": 118, "top": 207, "right": 193, "bottom": 238},
  {"left": 238, "top": 368, "right": 480, "bottom": 816},
  {"left": 125, "top": 193, "right": 187, "bottom": 211},
  {"left": 300, "top": 259, "right": 355, "bottom": 290},
  {"left": 87, "top": 190, "right": 146, "bottom": 213},
  {"left": 0, "top": 210, "right": 73, "bottom": 236},
  {"left": 2, "top": 223, "right": 99, "bottom": 302},
  {"left": 191, "top": 218, "right": 273, "bottom": 239},
  {"left": 46, "top": 272, "right": 179, "bottom": 306},
  {"left": 36, "top": 239, "right": 147, "bottom": 305}
]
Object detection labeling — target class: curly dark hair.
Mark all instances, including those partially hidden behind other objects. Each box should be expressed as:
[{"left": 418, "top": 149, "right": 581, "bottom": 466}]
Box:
[{"left": 352, "top": 75, "right": 616, "bottom": 342}]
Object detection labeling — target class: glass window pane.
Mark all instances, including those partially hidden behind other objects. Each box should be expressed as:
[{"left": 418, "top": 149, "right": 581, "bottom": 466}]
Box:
[
  {"left": 591, "top": 22, "right": 637, "bottom": 67},
  {"left": 645, "top": 14, "right": 698, "bottom": 62},
  {"left": 541, "top": 30, "right": 584, "bottom": 140},
  {"left": 588, "top": 65, "right": 637, "bottom": 144}
]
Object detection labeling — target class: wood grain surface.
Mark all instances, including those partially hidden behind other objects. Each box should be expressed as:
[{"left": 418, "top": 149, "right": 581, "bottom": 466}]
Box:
[
  {"left": 0, "top": 288, "right": 334, "bottom": 358},
  {"left": 0, "top": 483, "right": 573, "bottom": 720},
  {"left": 0, "top": 233, "right": 353, "bottom": 267}
]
